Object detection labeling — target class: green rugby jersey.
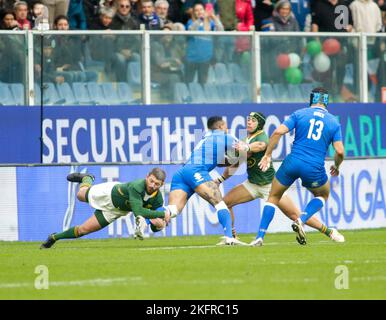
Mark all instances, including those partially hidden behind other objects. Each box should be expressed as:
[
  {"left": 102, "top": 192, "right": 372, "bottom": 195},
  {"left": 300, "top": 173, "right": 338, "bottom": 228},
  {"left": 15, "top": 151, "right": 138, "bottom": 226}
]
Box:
[
  {"left": 245, "top": 130, "right": 275, "bottom": 186},
  {"left": 110, "top": 179, "right": 165, "bottom": 219}
]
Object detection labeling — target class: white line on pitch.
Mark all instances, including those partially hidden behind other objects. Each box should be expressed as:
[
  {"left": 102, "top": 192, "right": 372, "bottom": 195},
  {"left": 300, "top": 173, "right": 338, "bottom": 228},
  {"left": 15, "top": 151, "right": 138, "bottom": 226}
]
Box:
[{"left": 0, "top": 277, "right": 142, "bottom": 289}]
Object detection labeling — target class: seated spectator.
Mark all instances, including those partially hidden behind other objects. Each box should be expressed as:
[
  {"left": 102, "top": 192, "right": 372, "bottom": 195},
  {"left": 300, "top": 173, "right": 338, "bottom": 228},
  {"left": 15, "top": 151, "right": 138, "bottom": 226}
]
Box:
[
  {"left": 151, "top": 28, "right": 184, "bottom": 100},
  {"left": 272, "top": 0, "right": 300, "bottom": 31},
  {"left": 42, "top": 0, "right": 70, "bottom": 28},
  {"left": 14, "top": 1, "right": 32, "bottom": 30},
  {"left": 253, "top": 0, "right": 274, "bottom": 31},
  {"left": 138, "top": 0, "right": 162, "bottom": 30},
  {"left": 53, "top": 14, "right": 70, "bottom": 29},
  {"left": 185, "top": 2, "right": 224, "bottom": 85},
  {"left": 0, "top": 31, "right": 25, "bottom": 82},
  {"left": 155, "top": 0, "right": 185, "bottom": 30},
  {"left": 155, "top": 0, "right": 173, "bottom": 26},
  {"left": 68, "top": 0, "right": 88, "bottom": 29},
  {"left": 52, "top": 15, "right": 98, "bottom": 82},
  {"left": 349, "top": 0, "right": 383, "bottom": 33},
  {"left": 91, "top": 6, "right": 115, "bottom": 29},
  {"left": 0, "top": 10, "right": 19, "bottom": 30},
  {"left": 110, "top": 0, "right": 139, "bottom": 29}
]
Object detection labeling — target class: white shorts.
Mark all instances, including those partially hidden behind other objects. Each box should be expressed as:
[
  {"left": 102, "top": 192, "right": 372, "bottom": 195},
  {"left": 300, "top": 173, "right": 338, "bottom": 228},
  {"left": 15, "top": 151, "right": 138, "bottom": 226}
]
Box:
[
  {"left": 88, "top": 182, "right": 128, "bottom": 223},
  {"left": 242, "top": 180, "right": 271, "bottom": 201}
]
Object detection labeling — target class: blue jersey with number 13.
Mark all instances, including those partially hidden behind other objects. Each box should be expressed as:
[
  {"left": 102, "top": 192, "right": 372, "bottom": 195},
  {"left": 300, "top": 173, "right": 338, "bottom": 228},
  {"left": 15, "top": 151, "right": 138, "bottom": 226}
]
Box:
[{"left": 283, "top": 107, "right": 342, "bottom": 166}]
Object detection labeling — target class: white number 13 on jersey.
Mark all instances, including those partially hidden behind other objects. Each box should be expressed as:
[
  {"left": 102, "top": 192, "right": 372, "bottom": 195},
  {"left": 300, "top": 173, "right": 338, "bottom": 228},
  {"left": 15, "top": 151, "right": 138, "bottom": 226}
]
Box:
[{"left": 307, "top": 119, "right": 324, "bottom": 141}]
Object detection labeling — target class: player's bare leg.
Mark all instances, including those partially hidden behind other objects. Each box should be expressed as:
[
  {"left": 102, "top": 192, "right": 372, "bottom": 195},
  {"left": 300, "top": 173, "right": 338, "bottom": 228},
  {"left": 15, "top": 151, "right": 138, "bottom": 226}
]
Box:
[
  {"left": 167, "top": 189, "right": 189, "bottom": 214},
  {"left": 224, "top": 184, "right": 255, "bottom": 239},
  {"left": 40, "top": 211, "right": 106, "bottom": 249},
  {"left": 195, "top": 181, "right": 248, "bottom": 245},
  {"left": 251, "top": 178, "right": 289, "bottom": 246},
  {"left": 278, "top": 194, "right": 344, "bottom": 243},
  {"left": 291, "top": 181, "right": 331, "bottom": 245}
]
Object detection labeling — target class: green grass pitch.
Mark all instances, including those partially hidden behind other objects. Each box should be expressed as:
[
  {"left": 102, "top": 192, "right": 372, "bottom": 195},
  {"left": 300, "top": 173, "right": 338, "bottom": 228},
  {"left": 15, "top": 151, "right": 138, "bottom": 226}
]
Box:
[{"left": 0, "top": 228, "right": 385, "bottom": 300}]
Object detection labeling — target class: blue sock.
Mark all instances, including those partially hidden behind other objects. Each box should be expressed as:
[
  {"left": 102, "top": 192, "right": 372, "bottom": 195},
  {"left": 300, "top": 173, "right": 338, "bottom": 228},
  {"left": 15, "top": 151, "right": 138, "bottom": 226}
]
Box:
[
  {"left": 300, "top": 197, "right": 325, "bottom": 224},
  {"left": 257, "top": 203, "right": 276, "bottom": 239},
  {"left": 217, "top": 209, "right": 233, "bottom": 238}
]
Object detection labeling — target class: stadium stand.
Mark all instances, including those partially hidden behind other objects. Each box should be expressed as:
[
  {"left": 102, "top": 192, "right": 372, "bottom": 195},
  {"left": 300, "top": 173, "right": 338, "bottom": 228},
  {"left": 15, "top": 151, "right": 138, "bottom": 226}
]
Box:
[{"left": 0, "top": 83, "right": 16, "bottom": 105}]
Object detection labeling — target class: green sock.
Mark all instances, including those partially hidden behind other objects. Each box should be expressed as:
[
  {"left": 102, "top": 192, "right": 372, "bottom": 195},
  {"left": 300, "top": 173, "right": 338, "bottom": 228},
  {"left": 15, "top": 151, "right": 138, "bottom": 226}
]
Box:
[
  {"left": 80, "top": 176, "right": 93, "bottom": 189},
  {"left": 319, "top": 224, "right": 332, "bottom": 237},
  {"left": 53, "top": 226, "right": 80, "bottom": 241}
]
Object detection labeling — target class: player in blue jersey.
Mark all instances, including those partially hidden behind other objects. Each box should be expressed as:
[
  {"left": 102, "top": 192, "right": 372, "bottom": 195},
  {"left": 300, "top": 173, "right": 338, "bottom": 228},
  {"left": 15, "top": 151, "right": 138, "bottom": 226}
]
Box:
[
  {"left": 250, "top": 87, "right": 345, "bottom": 246},
  {"left": 167, "top": 116, "right": 248, "bottom": 246}
]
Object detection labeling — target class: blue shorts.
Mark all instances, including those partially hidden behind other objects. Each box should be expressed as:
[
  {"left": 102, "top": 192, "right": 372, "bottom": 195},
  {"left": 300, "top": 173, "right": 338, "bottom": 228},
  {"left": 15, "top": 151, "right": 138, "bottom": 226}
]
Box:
[
  {"left": 170, "top": 166, "right": 212, "bottom": 198},
  {"left": 275, "top": 155, "right": 328, "bottom": 189}
]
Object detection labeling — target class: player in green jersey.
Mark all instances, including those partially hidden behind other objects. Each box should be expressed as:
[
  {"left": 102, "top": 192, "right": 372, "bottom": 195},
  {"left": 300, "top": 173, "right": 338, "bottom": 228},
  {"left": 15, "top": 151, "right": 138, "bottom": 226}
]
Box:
[
  {"left": 40, "top": 167, "right": 173, "bottom": 249},
  {"left": 216, "top": 112, "right": 344, "bottom": 245}
]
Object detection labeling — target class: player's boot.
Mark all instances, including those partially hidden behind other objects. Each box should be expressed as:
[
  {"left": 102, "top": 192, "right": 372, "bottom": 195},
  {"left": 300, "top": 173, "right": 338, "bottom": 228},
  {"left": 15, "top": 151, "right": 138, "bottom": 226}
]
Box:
[
  {"left": 67, "top": 173, "right": 95, "bottom": 183},
  {"left": 216, "top": 237, "right": 248, "bottom": 246},
  {"left": 134, "top": 216, "right": 147, "bottom": 240},
  {"left": 292, "top": 218, "right": 307, "bottom": 245},
  {"left": 329, "top": 228, "right": 345, "bottom": 243},
  {"left": 40, "top": 233, "right": 57, "bottom": 249},
  {"left": 249, "top": 237, "right": 263, "bottom": 247}
]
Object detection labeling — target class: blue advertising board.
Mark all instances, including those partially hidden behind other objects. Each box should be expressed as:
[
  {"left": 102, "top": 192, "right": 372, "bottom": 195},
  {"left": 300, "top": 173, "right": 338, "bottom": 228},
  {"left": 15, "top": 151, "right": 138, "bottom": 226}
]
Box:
[
  {"left": 0, "top": 103, "right": 385, "bottom": 164},
  {"left": 41, "top": 103, "right": 386, "bottom": 163}
]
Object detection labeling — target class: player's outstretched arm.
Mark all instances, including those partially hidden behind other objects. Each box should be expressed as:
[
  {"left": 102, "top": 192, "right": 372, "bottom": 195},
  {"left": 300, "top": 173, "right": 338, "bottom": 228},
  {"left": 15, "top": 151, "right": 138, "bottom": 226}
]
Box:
[
  {"left": 259, "top": 124, "right": 289, "bottom": 172},
  {"left": 330, "top": 141, "right": 345, "bottom": 176}
]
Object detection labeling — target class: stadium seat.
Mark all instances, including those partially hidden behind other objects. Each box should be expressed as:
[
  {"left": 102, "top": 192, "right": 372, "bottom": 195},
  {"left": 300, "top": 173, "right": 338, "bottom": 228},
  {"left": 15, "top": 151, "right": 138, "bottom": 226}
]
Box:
[
  {"left": 117, "top": 82, "right": 135, "bottom": 104},
  {"left": 86, "top": 82, "right": 108, "bottom": 105},
  {"left": 218, "top": 84, "right": 236, "bottom": 103},
  {"left": 261, "top": 83, "right": 277, "bottom": 102},
  {"left": 204, "top": 83, "right": 221, "bottom": 103},
  {"left": 214, "top": 63, "right": 232, "bottom": 85},
  {"left": 188, "top": 82, "right": 206, "bottom": 103},
  {"left": 206, "top": 65, "right": 216, "bottom": 84},
  {"left": 301, "top": 83, "right": 315, "bottom": 101},
  {"left": 228, "top": 63, "right": 247, "bottom": 83},
  {"left": 127, "top": 61, "right": 141, "bottom": 87},
  {"left": 34, "top": 83, "right": 41, "bottom": 105},
  {"left": 232, "top": 83, "right": 253, "bottom": 103},
  {"left": 72, "top": 82, "right": 96, "bottom": 105},
  {"left": 273, "top": 83, "right": 290, "bottom": 102},
  {"left": 174, "top": 82, "right": 192, "bottom": 103},
  {"left": 0, "top": 83, "right": 16, "bottom": 106},
  {"left": 288, "top": 84, "right": 305, "bottom": 102},
  {"left": 9, "top": 83, "right": 25, "bottom": 106},
  {"left": 56, "top": 82, "right": 78, "bottom": 105},
  {"left": 101, "top": 82, "right": 123, "bottom": 105},
  {"left": 42, "top": 82, "right": 65, "bottom": 105}
]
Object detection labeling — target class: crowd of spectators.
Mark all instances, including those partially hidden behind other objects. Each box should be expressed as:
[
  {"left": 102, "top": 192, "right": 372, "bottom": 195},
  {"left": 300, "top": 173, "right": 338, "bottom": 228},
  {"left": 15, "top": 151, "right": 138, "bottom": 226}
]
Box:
[
  {"left": 0, "top": 0, "right": 385, "bottom": 102},
  {"left": 0, "top": 0, "right": 384, "bottom": 32}
]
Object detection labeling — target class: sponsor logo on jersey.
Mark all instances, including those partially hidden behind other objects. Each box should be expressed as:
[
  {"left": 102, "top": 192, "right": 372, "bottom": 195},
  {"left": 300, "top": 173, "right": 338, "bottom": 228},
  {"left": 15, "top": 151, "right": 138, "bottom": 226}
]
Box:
[{"left": 194, "top": 173, "right": 204, "bottom": 183}]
